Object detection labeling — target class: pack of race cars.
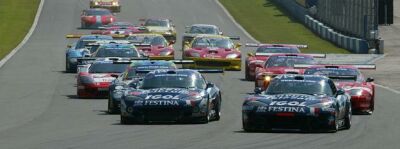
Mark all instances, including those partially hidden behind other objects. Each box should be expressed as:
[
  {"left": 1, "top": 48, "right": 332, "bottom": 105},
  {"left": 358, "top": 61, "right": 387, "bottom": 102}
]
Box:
[{"left": 65, "top": 0, "right": 376, "bottom": 133}]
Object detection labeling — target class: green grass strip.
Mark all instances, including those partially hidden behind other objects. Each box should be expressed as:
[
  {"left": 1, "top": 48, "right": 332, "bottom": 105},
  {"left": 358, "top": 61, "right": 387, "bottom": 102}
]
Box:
[
  {"left": 219, "top": 0, "right": 350, "bottom": 53},
  {"left": 0, "top": 0, "right": 40, "bottom": 59}
]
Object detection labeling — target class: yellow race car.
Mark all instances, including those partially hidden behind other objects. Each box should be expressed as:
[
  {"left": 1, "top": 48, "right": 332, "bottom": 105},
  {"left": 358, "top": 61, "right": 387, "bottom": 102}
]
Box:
[
  {"left": 126, "top": 33, "right": 175, "bottom": 60},
  {"left": 90, "top": 0, "right": 121, "bottom": 13},
  {"left": 182, "top": 35, "right": 242, "bottom": 71},
  {"left": 139, "top": 18, "right": 177, "bottom": 43}
]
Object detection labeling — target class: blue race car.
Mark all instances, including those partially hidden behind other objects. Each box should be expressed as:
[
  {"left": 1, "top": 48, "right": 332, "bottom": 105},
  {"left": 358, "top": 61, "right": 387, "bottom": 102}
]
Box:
[
  {"left": 65, "top": 35, "right": 113, "bottom": 72},
  {"left": 120, "top": 69, "right": 222, "bottom": 124},
  {"left": 242, "top": 74, "right": 352, "bottom": 132}
]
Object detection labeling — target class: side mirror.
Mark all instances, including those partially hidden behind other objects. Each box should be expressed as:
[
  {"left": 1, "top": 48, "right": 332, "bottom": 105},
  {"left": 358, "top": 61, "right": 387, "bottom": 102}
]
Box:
[
  {"left": 247, "top": 52, "right": 254, "bottom": 57},
  {"left": 111, "top": 74, "right": 119, "bottom": 78},
  {"left": 206, "top": 82, "right": 215, "bottom": 88},
  {"left": 337, "top": 89, "right": 345, "bottom": 95},
  {"left": 67, "top": 45, "right": 72, "bottom": 48},
  {"left": 219, "top": 31, "right": 223, "bottom": 35},
  {"left": 254, "top": 87, "right": 263, "bottom": 94},
  {"left": 366, "top": 77, "right": 374, "bottom": 82}
]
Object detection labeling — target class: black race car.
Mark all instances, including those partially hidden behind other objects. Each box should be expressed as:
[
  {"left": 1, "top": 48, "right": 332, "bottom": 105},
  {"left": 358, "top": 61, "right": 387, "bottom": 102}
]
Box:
[
  {"left": 108, "top": 60, "right": 193, "bottom": 114},
  {"left": 120, "top": 69, "right": 222, "bottom": 124},
  {"left": 242, "top": 74, "right": 352, "bottom": 132}
]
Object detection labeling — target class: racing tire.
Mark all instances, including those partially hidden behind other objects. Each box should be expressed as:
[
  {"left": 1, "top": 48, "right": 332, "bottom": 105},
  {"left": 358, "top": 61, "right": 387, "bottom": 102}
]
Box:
[
  {"left": 245, "top": 66, "right": 250, "bottom": 81},
  {"left": 120, "top": 116, "right": 133, "bottom": 125},
  {"left": 328, "top": 112, "right": 339, "bottom": 133},
  {"left": 107, "top": 96, "right": 118, "bottom": 114},
  {"left": 344, "top": 105, "right": 352, "bottom": 130},
  {"left": 242, "top": 114, "right": 255, "bottom": 132},
  {"left": 195, "top": 99, "right": 210, "bottom": 124},
  {"left": 65, "top": 60, "right": 70, "bottom": 73},
  {"left": 213, "top": 94, "right": 222, "bottom": 121},
  {"left": 81, "top": 22, "right": 86, "bottom": 29}
]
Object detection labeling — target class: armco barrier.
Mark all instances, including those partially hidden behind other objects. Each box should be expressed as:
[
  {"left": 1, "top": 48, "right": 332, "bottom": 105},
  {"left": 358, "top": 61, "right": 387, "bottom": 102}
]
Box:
[{"left": 272, "top": 0, "right": 372, "bottom": 53}]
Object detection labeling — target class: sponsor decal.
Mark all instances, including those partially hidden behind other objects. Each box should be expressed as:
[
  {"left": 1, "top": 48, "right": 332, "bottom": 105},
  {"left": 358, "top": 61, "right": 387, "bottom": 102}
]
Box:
[
  {"left": 149, "top": 88, "right": 187, "bottom": 93},
  {"left": 266, "top": 94, "right": 315, "bottom": 100},
  {"left": 269, "top": 101, "right": 306, "bottom": 106},
  {"left": 144, "top": 100, "right": 179, "bottom": 106},
  {"left": 256, "top": 106, "right": 306, "bottom": 113},
  {"left": 145, "top": 94, "right": 180, "bottom": 100}
]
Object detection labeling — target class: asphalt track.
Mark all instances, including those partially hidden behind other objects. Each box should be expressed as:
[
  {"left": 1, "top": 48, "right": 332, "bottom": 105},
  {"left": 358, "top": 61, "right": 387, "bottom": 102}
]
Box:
[{"left": 0, "top": 0, "right": 399, "bottom": 148}]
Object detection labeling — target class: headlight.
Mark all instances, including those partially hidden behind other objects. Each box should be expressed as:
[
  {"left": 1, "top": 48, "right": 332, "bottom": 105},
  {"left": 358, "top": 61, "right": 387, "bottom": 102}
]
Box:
[
  {"left": 112, "top": 1, "right": 118, "bottom": 5},
  {"left": 164, "top": 31, "right": 172, "bottom": 35},
  {"left": 264, "top": 76, "right": 271, "bottom": 81},
  {"left": 348, "top": 88, "right": 363, "bottom": 96},
  {"left": 69, "top": 58, "right": 78, "bottom": 63},
  {"left": 226, "top": 53, "right": 239, "bottom": 59},
  {"left": 94, "top": 2, "right": 99, "bottom": 5},
  {"left": 160, "top": 50, "right": 172, "bottom": 56},
  {"left": 246, "top": 101, "right": 265, "bottom": 106},
  {"left": 124, "top": 96, "right": 142, "bottom": 101},
  {"left": 190, "top": 52, "right": 200, "bottom": 57},
  {"left": 309, "top": 101, "right": 334, "bottom": 108}
]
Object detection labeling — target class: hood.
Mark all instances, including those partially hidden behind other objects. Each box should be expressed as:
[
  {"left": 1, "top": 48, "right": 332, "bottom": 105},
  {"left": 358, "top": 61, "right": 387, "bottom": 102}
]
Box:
[
  {"left": 187, "top": 47, "right": 240, "bottom": 58},
  {"left": 249, "top": 94, "right": 332, "bottom": 107},
  {"left": 128, "top": 88, "right": 203, "bottom": 100}
]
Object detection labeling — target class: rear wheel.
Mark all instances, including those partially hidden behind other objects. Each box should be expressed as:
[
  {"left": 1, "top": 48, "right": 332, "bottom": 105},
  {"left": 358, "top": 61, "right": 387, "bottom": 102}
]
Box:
[{"left": 81, "top": 22, "right": 86, "bottom": 29}]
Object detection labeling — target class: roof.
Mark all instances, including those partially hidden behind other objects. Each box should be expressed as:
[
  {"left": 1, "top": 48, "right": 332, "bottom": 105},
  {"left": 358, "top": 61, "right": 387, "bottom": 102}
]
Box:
[
  {"left": 190, "top": 24, "right": 218, "bottom": 28},
  {"left": 79, "top": 35, "right": 113, "bottom": 40}
]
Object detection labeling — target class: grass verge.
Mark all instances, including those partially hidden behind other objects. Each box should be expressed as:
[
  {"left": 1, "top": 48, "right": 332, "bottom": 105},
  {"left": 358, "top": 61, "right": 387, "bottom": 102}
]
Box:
[
  {"left": 219, "top": 0, "right": 350, "bottom": 53},
  {"left": 0, "top": 0, "right": 40, "bottom": 59}
]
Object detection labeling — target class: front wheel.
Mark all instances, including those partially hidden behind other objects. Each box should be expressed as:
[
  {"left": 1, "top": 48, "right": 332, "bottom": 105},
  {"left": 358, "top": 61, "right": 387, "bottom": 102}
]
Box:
[
  {"left": 344, "top": 105, "right": 352, "bottom": 129},
  {"left": 108, "top": 97, "right": 118, "bottom": 114}
]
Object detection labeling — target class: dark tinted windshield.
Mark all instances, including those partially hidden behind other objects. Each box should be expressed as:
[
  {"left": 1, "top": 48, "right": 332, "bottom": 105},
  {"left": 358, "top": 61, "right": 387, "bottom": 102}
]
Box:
[
  {"left": 89, "top": 63, "right": 128, "bottom": 73},
  {"left": 256, "top": 47, "right": 300, "bottom": 53},
  {"left": 266, "top": 56, "right": 315, "bottom": 67},
  {"left": 305, "top": 68, "right": 359, "bottom": 82},
  {"left": 192, "top": 37, "right": 234, "bottom": 49},
  {"left": 141, "top": 73, "right": 205, "bottom": 89},
  {"left": 189, "top": 26, "right": 218, "bottom": 34},
  {"left": 145, "top": 20, "right": 168, "bottom": 27},
  {"left": 127, "top": 35, "right": 167, "bottom": 46},
  {"left": 266, "top": 79, "right": 333, "bottom": 96},
  {"left": 76, "top": 40, "right": 97, "bottom": 49},
  {"left": 86, "top": 10, "right": 111, "bottom": 16},
  {"left": 94, "top": 48, "right": 138, "bottom": 57},
  {"left": 125, "top": 65, "right": 174, "bottom": 80}
]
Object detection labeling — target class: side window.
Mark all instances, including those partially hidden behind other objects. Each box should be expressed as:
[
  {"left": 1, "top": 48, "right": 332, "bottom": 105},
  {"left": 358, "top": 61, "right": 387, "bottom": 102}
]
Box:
[{"left": 328, "top": 80, "right": 337, "bottom": 95}]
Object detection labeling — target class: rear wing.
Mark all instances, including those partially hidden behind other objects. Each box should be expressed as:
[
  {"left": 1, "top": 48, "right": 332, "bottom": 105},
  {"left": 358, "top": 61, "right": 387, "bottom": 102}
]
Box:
[
  {"left": 294, "top": 64, "right": 376, "bottom": 69},
  {"left": 245, "top": 43, "right": 308, "bottom": 48},
  {"left": 254, "top": 53, "right": 326, "bottom": 58},
  {"left": 132, "top": 43, "right": 151, "bottom": 47},
  {"left": 229, "top": 36, "right": 240, "bottom": 40},
  {"left": 66, "top": 34, "right": 128, "bottom": 39},
  {"left": 192, "top": 69, "right": 224, "bottom": 73},
  {"left": 112, "top": 60, "right": 195, "bottom": 65},
  {"left": 79, "top": 57, "right": 148, "bottom": 65}
]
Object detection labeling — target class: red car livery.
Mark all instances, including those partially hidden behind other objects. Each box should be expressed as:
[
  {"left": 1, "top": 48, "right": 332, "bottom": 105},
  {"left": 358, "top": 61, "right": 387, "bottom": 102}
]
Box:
[
  {"left": 81, "top": 8, "right": 115, "bottom": 29},
  {"left": 302, "top": 64, "right": 376, "bottom": 114},
  {"left": 244, "top": 43, "right": 306, "bottom": 81},
  {"left": 77, "top": 60, "right": 129, "bottom": 98},
  {"left": 126, "top": 34, "right": 175, "bottom": 60},
  {"left": 255, "top": 53, "right": 325, "bottom": 90}
]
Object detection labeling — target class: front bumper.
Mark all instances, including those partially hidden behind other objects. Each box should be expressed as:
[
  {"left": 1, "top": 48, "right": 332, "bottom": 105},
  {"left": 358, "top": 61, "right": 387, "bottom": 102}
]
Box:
[
  {"left": 351, "top": 95, "right": 373, "bottom": 112},
  {"left": 184, "top": 57, "right": 241, "bottom": 71},
  {"left": 77, "top": 84, "right": 110, "bottom": 98},
  {"left": 149, "top": 55, "right": 174, "bottom": 60}
]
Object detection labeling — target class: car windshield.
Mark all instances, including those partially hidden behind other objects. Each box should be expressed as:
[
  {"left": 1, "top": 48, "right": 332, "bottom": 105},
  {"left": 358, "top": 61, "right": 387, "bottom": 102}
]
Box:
[
  {"left": 265, "top": 56, "right": 316, "bottom": 67},
  {"left": 192, "top": 37, "right": 234, "bottom": 49},
  {"left": 266, "top": 79, "right": 333, "bottom": 96},
  {"left": 125, "top": 64, "right": 175, "bottom": 80},
  {"left": 141, "top": 73, "right": 205, "bottom": 89},
  {"left": 304, "top": 68, "right": 359, "bottom": 82},
  {"left": 144, "top": 19, "right": 168, "bottom": 27},
  {"left": 85, "top": 45, "right": 101, "bottom": 53},
  {"left": 86, "top": 10, "right": 111, "bottom": 16},
  {"left": 76, "top": 40, "right": 97, "bottom": 49},
  {"left": 189, "top": 26, "right": 218, "bottom": 34},
  {"left": 89, "top": 63, "right": 128, "bottom": 73},
  {"left": 256, "top": 47, "right": 300, "bottom": 53},
  {"left": 127, "top": 35, "right": 167, "bottom": 46},
  {"left": 108, "top": 22, "right": 133, "bottom": 28},
  {"left": 94, "top": 47, "right": 138, "bottom": 57}
]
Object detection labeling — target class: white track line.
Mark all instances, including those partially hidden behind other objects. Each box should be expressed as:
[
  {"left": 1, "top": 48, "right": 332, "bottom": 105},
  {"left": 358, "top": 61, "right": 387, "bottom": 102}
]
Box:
[
  {"left": 0, "top": 0, "right": 45, "bottom": 68},
  {"left": 214, "top": 0, "right": 400, "bottom": 94}
]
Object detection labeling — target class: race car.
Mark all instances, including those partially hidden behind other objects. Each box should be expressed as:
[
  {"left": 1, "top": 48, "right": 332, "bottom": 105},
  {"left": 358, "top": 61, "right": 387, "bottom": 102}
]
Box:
[
  {"left": 77, "top": 58, "right": 132, "bottom": 98},
  {"left": 90, "top": 42, "right": 144, "bottom": 58},
  {"left": 182, "top": 35, "right": 242, "bottom": 71},
  {"left": 126, "top": 34, "right": 175, "bottom": 60},
  {"left": 120, "top": 69, "right": 222, "bottom": 124},
  {"left": 242, "top": 74, "right": 352, "bottom": 132},
  {"left": 140, "top": 18, "right": 176, "bottom": 43},
  {"left": 182, "top": 24, "right": 223, "bottom": 48},
  {"left": 244, "top": 43, "right": 307, "bottom": 81},
  {"left": 65, "top": 35, "right": 113, "bottom": 73},
  {"left": 90, "top": 0, "right": 121, "bottom": 13},
  {"left": 301, "top": 64, "right": 376, "bottom": 114},
  {"left": 108, "top": 60, "right": 194, "bottom": 114},
  {"left": 91, "top": 22, "right": 148, "bottom": 35},
  {"left": 81, "top": 8, "right": 115, "bottom": 29},
  {"left": 255, "top": 53, "right": 325, "bottom": 90}
]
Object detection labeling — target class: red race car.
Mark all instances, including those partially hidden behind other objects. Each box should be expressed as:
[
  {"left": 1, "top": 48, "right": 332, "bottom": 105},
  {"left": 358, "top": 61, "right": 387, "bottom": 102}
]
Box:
[
  {"left": 301, "top": 64, "right": 376, "bottom": 114},
  {"left": 244, "top": 43, "right": 307, "bottom": 81},
  {"left": 81, "top": 8, "right": 115, "bottom": 29},
  {"left": 77, "top": 58, "right": 130, "bottom": 98},
  {"left": 255, "top": 53, "right": 325, "bottom": 90},
  {"left": 126, "top": 33, "right": 175, "bottom": 60}
]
